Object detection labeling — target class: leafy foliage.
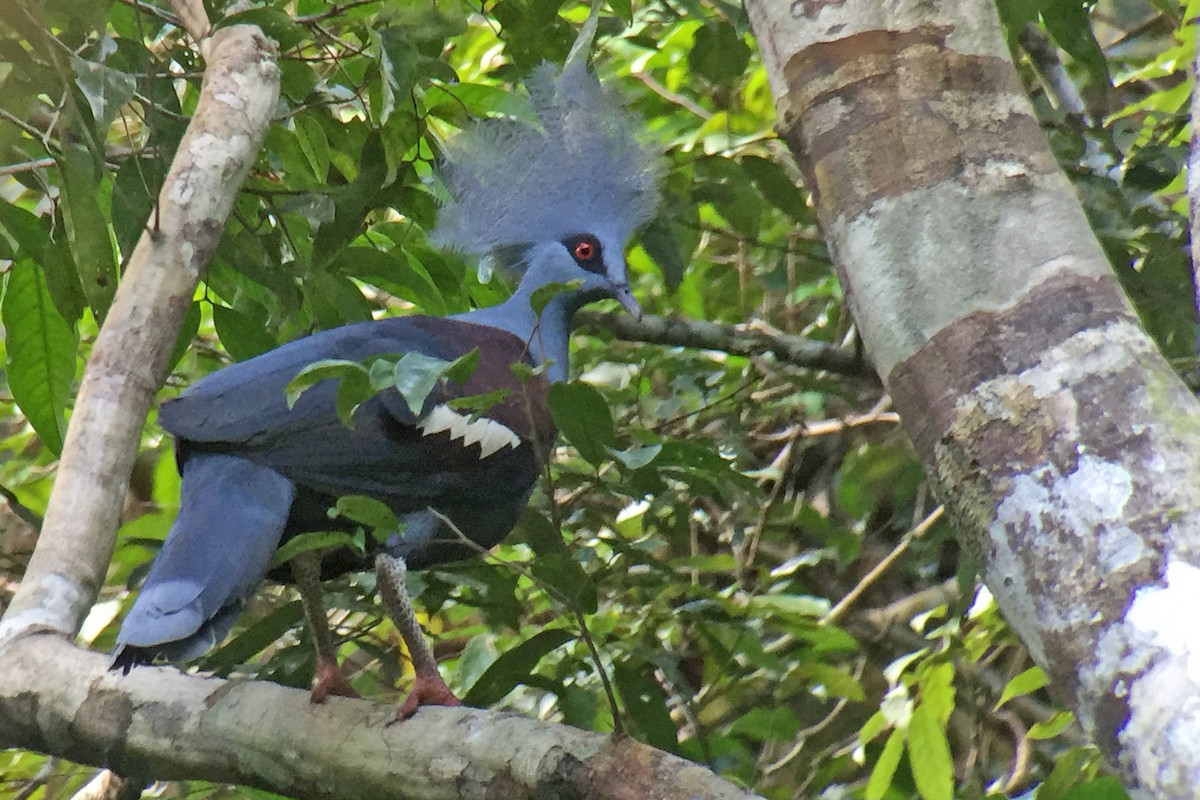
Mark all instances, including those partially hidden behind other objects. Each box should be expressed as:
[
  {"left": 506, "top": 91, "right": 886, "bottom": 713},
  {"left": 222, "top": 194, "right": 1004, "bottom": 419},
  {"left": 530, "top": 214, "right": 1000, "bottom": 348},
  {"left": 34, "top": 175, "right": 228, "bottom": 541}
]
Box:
[{"left": 0, "top": 0, "right": 1188, "bottom": 798}]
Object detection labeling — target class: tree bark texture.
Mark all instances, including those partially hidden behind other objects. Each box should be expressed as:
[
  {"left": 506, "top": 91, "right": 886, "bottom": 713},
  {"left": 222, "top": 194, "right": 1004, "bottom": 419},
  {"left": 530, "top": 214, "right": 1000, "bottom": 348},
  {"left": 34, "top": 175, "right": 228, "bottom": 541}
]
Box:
[
  {"left": 0, "top": 635, "right": 758, "bottom": 800},
  {"left": 745, "top": 1, "right": 1200, "bottom": 797}
]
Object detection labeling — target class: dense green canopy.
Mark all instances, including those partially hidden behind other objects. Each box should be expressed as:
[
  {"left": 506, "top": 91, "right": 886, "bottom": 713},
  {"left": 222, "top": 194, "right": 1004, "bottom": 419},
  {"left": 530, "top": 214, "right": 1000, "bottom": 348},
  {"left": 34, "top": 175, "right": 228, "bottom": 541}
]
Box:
[{"left": 0, "top": 1, "right": 1194, "bottom": 797}]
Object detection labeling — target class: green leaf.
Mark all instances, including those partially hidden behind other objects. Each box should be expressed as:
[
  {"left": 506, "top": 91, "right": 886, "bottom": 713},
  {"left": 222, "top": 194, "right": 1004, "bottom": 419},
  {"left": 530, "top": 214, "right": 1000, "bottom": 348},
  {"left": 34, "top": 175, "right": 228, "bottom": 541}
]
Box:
[
  {"left": 907, "top": 700, "right": 954, "bottom": 800},
  {"left": 59, "top": 146, "right": 116, "bottom": 318},
  {"left": 285, "top": 358, "right": 370, "bottom": 413},
  {"left": 201, "top": 601, "right": 306, "bottom": 672},
  {"left": 335, "top": 368, "right": 374, "bottom": 426},
  {"left": 448, "top": 387, "right": 511, "bottom": 415},
  {"left": 532, "top": 552, "right": 598, "bottom": 614},
  {"left": 1061, "top": 776, "right": 1130, "bottom": 800},
  {"left": 638, "top": 215, "right": 686, "bottom": 289},
  {"left": 442, "top": 348, "right": 480, "bottom": 384},
  {"left": 295, "top": 115, "right": 331, "bottom": 184},
  {"left": 521, "top": 511, "right": 597, "bottom": 612},
  {"left": 920, "top": 661, "right": 955, "bottom": 726},
  {"left": 529, "top": 279, "right": 582, "bottom": 315},
  {"left": 996, "top": 665, "right": 1048, "bottom": 710},
  {"left": 1039, "top": 746, "right": 1096, "bottom": 800},
  {"left": 728, "top": 706, "right": 801, "bottom": 742},
  {"left": 1041, "top": 2, "right": 1110, "bottom": 90},
  {"left": 865, "top": 728, "right": 906, "bottom": 800},
  {"left": 747, "top": 593, "right": 830, "bottom": 620},
  {"left": 1029, "top": 710, "right": 1076, "bottom": 740},
  {"left": 70, "top": 54, "right": 136, "bottom": 137},
  {"left": 4, "top": 260, "right": 78, "bottom": 455},
  {"left": 740, "top": 155, "right": 809, "bottom": 220},
  {"left": 378, "top": 28, "right": 419, "bottom": 125},
  {"left": 613, "top": 660, "right": 679, "bottom": 753},
  {"left": 392, "top": 351, "right": 454, "bottom": 415},
  {"left": 331, "top": 495, "right": 399, "bottom": 534},
  {"left": 462, "top": 628, "right": 573, "bottom": 707},
  {"left": 270, "top": 531, "right": 363, "bottom": 569},
  {"left": 167, "top": 301, "right": 202, "bottom": 374},
  {"left": 211, "top": 303, "right": 279, "bottom": 361},
  {"left": 548, "top": 381, "right": 616, "bottom": 466},
  {"left": 605, "top": 442, "right": 662, "bottom": 470},
  {"left": 0, "top": 201, "right": 45, "bottom": 261},
  {"left": 520, "top": 510, "right": 567, "bottom": 554},
  {"left": 312, "top": 136, "right": 387, "bottom": 269},
  {"left": 994, "top": 0, "right": 1040, "bottom": 38},
  {"left": 222, "top": 8, "right": 309, "bottom": 50},
  {"left": 690, "top": 22, "right": 751, "bottom": 84},
  {"left": 797, "top": 662, "right": 866, "bottom": 702}
]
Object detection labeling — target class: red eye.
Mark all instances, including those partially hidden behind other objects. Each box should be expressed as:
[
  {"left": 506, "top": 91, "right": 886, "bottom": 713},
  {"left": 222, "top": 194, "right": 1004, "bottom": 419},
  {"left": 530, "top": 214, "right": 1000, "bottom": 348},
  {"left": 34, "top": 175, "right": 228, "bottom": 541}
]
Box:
[{"left": 574, "top": 241, "right": 595, "bottom": 260}]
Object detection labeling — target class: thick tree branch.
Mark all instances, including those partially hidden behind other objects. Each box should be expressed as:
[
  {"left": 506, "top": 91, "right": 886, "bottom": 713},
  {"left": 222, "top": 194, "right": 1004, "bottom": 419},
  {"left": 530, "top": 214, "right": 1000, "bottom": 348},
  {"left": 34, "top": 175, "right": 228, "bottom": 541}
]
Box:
[
  {"left": 576, "top": 311, "right": 876, "bottom": 380},
  {"left": 0, "top": 26, "right": 279, "bottom": 641},
  {"left": 747, "top": 1, "right": 1200, "bottom": 796},
  {"left": 168, "top": 0, "right": 211, "bottom": 49},
  {"left": 0, "top": 636, "right": 760, "bottom": 800}
]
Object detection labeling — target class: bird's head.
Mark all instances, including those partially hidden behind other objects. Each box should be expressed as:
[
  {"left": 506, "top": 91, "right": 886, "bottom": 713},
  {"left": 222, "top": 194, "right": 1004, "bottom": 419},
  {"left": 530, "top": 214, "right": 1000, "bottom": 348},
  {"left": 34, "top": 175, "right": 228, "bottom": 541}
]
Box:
[
  {"left": 508, "top": 225, "right": 642, "bottom": 320},
  {"left": 433, "top": 59, "right": 658, "bottom": 322}
]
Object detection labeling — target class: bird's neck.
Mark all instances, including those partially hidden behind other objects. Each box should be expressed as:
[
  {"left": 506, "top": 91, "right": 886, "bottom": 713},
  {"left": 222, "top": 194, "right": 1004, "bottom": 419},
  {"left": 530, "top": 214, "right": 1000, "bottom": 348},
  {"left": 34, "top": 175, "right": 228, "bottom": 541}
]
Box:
[{"left": 456, "top": 284, "right": 595, "bottom": 383}]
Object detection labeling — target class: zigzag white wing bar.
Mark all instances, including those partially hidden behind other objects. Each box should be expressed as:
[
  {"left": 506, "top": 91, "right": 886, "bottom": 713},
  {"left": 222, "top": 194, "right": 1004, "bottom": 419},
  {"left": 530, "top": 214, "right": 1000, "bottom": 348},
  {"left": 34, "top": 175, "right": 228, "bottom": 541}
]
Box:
[{"left": 417, "top": 404, "right": 522, "bottom": 459}]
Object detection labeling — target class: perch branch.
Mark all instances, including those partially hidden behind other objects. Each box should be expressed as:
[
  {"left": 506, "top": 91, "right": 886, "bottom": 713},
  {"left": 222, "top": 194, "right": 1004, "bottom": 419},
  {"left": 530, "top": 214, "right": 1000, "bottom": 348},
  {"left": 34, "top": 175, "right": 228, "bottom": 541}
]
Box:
[
  {"left": 576, "top": 311, "right": 876, "bottom": 380},
  {"left": 0, "top": 636, "right": 760, "bottom": 800}
]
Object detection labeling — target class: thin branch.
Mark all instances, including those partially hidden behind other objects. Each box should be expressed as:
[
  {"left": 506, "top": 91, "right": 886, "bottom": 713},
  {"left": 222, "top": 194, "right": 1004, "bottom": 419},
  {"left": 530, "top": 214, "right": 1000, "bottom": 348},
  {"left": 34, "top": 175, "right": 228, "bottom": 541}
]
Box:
[
  {"left": 1017, "top": 23, "right": 1087, "bottom": 120},
  {"left": 167, "top": 0, "right": 211, "bottom": 47},
  {"left": 824, "top": 505, "right": 945, "bottom": 624},
  {"left": 0, "top": 158, "right": 56, "bottom": 177},
  {"left": 632, "top": 70, "right": 712, "bottom": 119},
  {"left": 575, "top": 311, "right": 878, "bottom": 381}
]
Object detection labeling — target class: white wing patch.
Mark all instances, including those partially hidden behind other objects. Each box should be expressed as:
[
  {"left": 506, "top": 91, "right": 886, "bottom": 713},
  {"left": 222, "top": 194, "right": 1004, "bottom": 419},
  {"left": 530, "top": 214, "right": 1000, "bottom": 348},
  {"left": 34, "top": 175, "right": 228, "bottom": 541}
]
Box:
[{"left": 417, "top": 404, "right": 522, "bottom": 459}]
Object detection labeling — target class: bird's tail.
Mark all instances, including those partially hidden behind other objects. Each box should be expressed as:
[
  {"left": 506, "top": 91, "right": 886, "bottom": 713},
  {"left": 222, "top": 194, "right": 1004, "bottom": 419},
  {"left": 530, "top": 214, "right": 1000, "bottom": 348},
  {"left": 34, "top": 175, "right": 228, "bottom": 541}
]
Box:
[{"left": 111, "top": 453, "right": 294, "bottom": 669}]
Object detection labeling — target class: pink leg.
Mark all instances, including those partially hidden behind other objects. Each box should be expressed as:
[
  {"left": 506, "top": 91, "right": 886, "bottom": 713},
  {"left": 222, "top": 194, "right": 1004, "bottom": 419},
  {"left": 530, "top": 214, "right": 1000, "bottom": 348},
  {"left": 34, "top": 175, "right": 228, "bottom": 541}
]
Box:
[
  {"left": 293, "top": 551, "right": 360, "bottom": 703},
  {"left": 375, "top": 553, "right": 463, "bottom": 719}
]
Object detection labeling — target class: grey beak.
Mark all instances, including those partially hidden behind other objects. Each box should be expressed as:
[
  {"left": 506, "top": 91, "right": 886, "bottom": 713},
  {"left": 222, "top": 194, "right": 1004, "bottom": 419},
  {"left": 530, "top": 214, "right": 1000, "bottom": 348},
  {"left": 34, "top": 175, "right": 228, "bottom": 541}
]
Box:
[{"left": 613, "top": 283, "right": 642, "bottom": 320}]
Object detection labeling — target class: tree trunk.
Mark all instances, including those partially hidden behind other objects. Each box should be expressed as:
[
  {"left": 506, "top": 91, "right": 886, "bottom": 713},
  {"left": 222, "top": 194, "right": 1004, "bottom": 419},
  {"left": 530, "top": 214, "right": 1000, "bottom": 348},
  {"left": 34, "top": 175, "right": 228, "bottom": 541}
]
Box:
[{"left": 746, "top": 1, "right": 1200, "bottom": 797}]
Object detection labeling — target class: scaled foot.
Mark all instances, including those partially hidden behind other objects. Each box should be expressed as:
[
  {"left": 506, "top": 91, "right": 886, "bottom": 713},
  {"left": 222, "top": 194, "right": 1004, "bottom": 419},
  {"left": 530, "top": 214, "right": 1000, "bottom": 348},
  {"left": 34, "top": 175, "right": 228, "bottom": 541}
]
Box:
[
  {"left": 396, "top": 673, "right": 464, "bottom": 720},
  {"left": 310, "top": 656, "right": 361, "bottom": 704}
]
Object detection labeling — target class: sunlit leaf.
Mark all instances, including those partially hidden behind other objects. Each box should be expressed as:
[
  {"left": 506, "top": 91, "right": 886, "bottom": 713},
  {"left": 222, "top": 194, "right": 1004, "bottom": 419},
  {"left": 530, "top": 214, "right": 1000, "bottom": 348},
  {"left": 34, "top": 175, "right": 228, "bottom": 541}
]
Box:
[
  {"left": 3, "top": 260, "right": 78, "bottom": 455},
  {"left": 462, "top": 629, "right": 573, "bottom": 707},
  {"left": 907, "top": 701, "right": 953, "bottom": 800}
]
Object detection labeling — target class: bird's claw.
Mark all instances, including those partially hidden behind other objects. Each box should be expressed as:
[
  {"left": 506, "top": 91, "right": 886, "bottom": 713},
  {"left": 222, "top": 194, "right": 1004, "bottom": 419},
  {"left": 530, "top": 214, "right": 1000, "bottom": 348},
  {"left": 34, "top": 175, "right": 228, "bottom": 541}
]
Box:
[
  {"left": 310, "top": 658, "right": 360, "bottom": 704},
  {"left": 393, "top": 674, "right": 464, "bottom": 721}
]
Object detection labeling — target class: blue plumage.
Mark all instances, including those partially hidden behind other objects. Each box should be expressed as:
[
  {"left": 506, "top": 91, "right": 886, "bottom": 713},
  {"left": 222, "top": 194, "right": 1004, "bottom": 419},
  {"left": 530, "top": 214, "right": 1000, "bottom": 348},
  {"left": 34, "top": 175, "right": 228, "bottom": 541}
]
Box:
[{"left": 116, "top": 454, "right": 293, "bottom": 662}]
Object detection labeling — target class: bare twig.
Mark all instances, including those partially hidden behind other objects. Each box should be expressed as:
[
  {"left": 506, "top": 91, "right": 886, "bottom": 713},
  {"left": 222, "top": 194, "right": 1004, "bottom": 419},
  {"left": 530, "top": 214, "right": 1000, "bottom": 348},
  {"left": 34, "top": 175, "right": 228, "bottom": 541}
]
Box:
[
  {"left": 632, "top": 70, "right": 712, "bottom": 119},
  {"left": 824, "top": 505, "right": 945, "bottom": 624},
  {"left": 167, "top": 0, "right": 211, "bottom": 47},
  {"left": 1017, "top": 23, "right": 1087, "bottom": 119},
  {"left": 576, "top": 311, "right": 876, "bottom": 380}
]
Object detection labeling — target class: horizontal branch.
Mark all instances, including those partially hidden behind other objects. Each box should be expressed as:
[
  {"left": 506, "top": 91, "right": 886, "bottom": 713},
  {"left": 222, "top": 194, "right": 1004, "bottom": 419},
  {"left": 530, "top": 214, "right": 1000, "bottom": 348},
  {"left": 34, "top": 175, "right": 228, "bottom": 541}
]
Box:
[
  {"left": 577, "top": 311, "right": 877, "bottom": 381},
  {"left": 0, "top": 635, "right": 760, "bottom": 800}
]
